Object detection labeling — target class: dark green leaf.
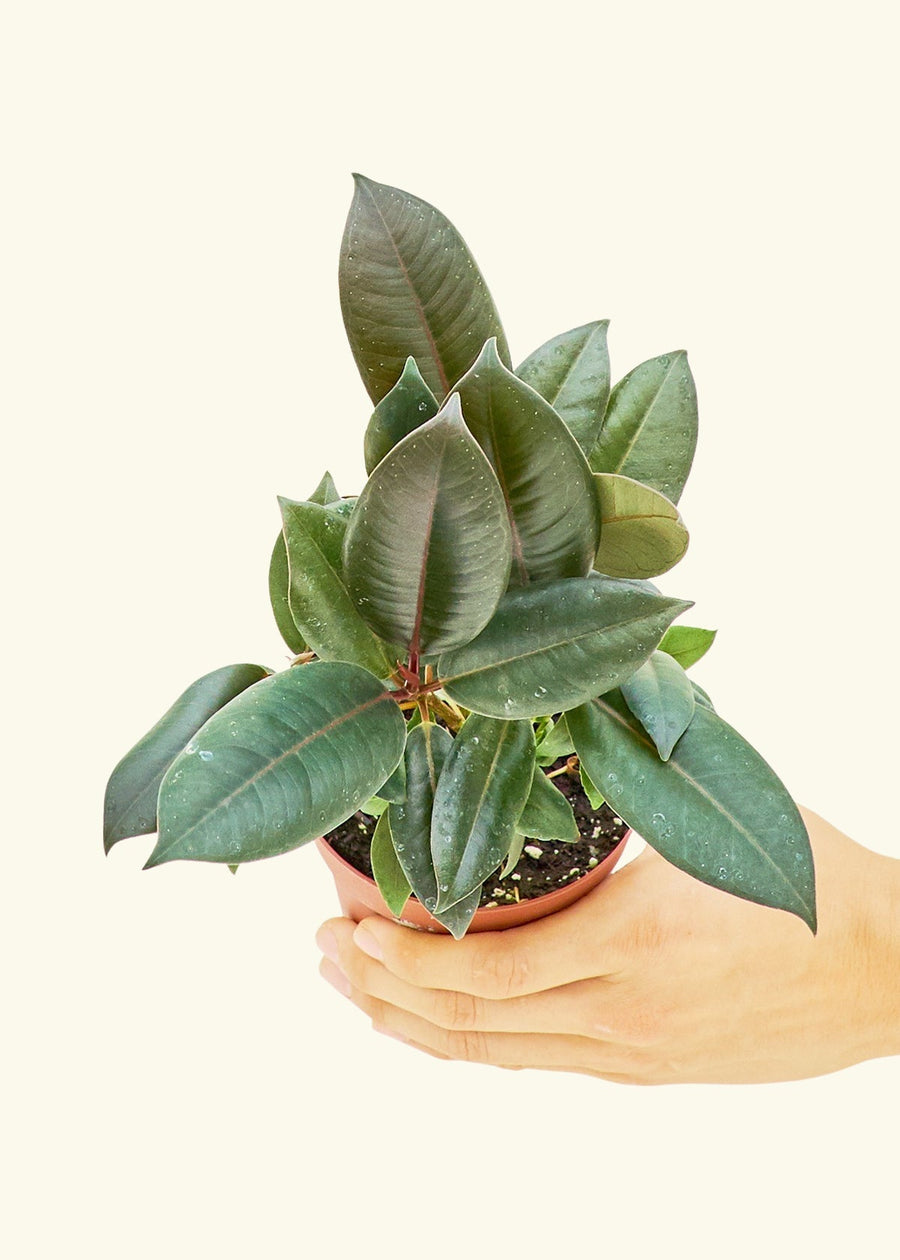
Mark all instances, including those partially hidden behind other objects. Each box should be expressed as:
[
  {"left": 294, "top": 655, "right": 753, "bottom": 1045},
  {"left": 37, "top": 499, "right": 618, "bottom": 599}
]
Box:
[
  {"left": 309, "top": 471, "right": 340, "bottom": 505},
  {"left": 268, "top": 533, "right": 306, "bottom": 654},
  {"left": 518, "top": 765, "right": 578, "bottom": 841},
  {"left": 376, "top": 754, "right": 407, "bottom": 803},
  {"left": 279, "top": 497, "right": 396, "bottom": 678},
  {"left": 431, "top": 886, "right": 482, "bottom": 939},
  {"left": 340, "top": 174, "right": 511, "bottom": 404},
  {"left": 147, "top": 662, "right": 406, "bottom": 867},
  {"left": 104, "top": 663, "right": 269, "bottom": 853},
  {"left": 692, "top": 681, "right": 715, "bottom": 711},
  {"left": 515, "top": 320, "right": 610, "bottom": 453},
  {"left": 658, "top": 625, "right": 717, "bottom": 670},
  {"left": 364, "top": 357, "right": 438, "bottom": 475},
  {"left": 371, "top": 810, "right": 411, "bottom": 918},
  {"left": 620, "top": 650, "right": 695, "bottom": 761},
  {"left": 431, "top": 715, "right": 535, "bottom": 910},
  {"left": 568, "top": 692, "right": 816, "bottom": 931},
  {"left": 589, "top": 351, "right": 698, "bottom": 504},
  {"left": 437, "top": 573, "right": 692, "bottom": 719},
  {"left": 388, "top": 722, "right": 453, "bottom": 912},
  {"left": 454, "top": 339, "right": 601, "bottom": 585},
  {"left": 593, "top": 474, "right": 689, "bottom": 579},
  {"left": 343, "top": 394, "right": 512, "bottom": 656}
]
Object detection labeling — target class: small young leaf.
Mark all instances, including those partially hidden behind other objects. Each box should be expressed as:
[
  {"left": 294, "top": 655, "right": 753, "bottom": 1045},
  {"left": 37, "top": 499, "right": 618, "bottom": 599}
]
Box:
[
  {"left": 593, "top": 473, "right": 689, "bottom": 579},
  {"left": 620, "top": 650, "right": 695, "bottom": 761},
  {"left": 309, "top": 471, "right": 340, "bottom": 505},
  {"left": 658, "top": 625, "right": 717, "bottom": 670},
  {"left": 455, "top": 338, "right": 601, "bottom": 585},
  {"left": 500, "top": 832, "right": 526, "bottom": 879},
  {"left": 359, "top": 796, "right": 389, "bottom": 816},
  {"left": 340, "top": 174, "right": 511, "bottom": 403},
  {"left": 518, "top": 766, "right": 579, "bottom": 841},
  {"left": 437, "top": 573, "right": 692, "bottom": 719},
  {"left": 589, "top": 351, "right": 698, "bottom": 504},
  {"left": 344, "top": 395, "right": 513, "bottom": 656},
  {"left": 515, "top": 320, "right": 611, "bottom": 453},
  {"left": 228, "top": 864, "right": 239, "bottom": 875},
  {"left": 371, "top": 810, "right": 412, "bottom": 918},
  {"left": 568, "top": 692, "right": 816, "bottom": 932},
  {"left": 104, "top": 663, "right": 269, "bottom": 853},
  {"left": 431, "top": 714, "right": 535, "bottom": 911},
  {"left": 580, "top": 763, "right": 605, "bottom": 810},
  {"left": 148, "top": 662, "right": 406, "bottom": 867},
  {"left": 535, "top": 715, "right": 576, "bottom": 766},
  {"left": 364, "top": 357, "right": 438, "bottom": 474}
]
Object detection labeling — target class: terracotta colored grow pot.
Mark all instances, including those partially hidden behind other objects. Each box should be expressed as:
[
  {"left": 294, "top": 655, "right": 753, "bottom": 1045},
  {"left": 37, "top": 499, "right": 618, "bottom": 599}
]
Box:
[{"left": 316, "top": 829, "right": 631, "bottom": 934}]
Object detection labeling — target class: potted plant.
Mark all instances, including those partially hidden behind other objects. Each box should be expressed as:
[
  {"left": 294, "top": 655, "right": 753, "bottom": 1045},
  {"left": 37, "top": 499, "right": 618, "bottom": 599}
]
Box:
[{"left": 103, "top": 175, "right": 816, "bottom": 940}]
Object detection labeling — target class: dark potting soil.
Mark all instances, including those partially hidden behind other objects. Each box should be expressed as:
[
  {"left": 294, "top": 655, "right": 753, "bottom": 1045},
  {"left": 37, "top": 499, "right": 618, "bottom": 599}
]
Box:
[{"left": 325, "top": 758, "right": 629, "bottom": 910}]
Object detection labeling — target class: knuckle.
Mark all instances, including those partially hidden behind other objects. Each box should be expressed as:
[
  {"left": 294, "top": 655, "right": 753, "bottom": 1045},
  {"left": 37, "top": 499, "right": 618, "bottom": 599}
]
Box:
[
  {"left": 451, "top": 1028, "right": 490, "bottom": 1063},
  {"left": 435, "top": 988, "right": 481, "bottom": 1032},
  {"left": 470, "top": 941, "right": 530, "bottom": 999}
]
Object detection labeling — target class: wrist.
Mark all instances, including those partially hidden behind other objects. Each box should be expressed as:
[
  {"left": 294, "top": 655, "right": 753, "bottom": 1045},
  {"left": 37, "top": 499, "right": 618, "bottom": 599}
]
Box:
[{"left": 851, "top": 847, "right": 900, "bottom": 1061}]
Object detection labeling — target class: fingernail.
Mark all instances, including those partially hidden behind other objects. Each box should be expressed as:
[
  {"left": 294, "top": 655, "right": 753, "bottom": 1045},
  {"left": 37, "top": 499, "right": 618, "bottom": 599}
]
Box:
[
  {"left": 354, "top": 926, "right": 383, "bottom": 961},
  {"left": 315, "top": 927, "right": 340, "bottom": 964},
  {"left": 323, "top": 964, "right": 352, "bottom": 998}
]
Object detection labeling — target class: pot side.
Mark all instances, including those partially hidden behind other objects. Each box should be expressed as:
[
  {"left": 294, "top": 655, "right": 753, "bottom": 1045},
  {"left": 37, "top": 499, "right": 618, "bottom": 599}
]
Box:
[{"left": 316, "top": 830, "right": 630, "bottom": 933}]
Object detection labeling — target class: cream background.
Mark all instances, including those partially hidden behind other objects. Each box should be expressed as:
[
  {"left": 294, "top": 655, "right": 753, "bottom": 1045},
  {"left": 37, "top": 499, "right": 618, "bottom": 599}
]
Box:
[{"left": 3, "top": 2, "right": 898, "bottom": 1256}]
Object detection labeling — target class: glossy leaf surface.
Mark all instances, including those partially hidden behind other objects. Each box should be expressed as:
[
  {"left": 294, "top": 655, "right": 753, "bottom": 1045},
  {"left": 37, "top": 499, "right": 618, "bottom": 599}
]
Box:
[
  {"left": 104, "top": 663, "right": 269, "bottom": 853},
  {"left": 454, "top": 339, "right": 600, "bottom": 585},
  {"left": 280, "top": 497, "right": 395, "bottom": 678},
  {"left": 364, "top": 357, "right": 438, "bottom": 474},
  {"left": 593, "top": 473, "right": 689, "bottom": 578},
  {"left": 388, "top": 722, "right": 453, "bottom": 912},
  {"left": 148, "top": 662, "right": 406, "bottom": 866},
  {"left": 437, "top": 574, "right": 691, "bottom": 719},
  {"left": 268, "top": 534, "right": 306, "bottom": 653},
  {"left": 518, "top": 765, "right": 579, "bottom": 841},
  {"left": 589, "top": 351, "right": 698, "bottom": 504},
  {"left": 620, "top": 650, "right": 695, "bottom": 761},
  {"left": 344, "top": 395, "right": 512, "bottom": 656},
  {"left": 309, "top": 471, "right": 340, "bottom": 505},
  {"left": 370, "top": 810, "right": 411, "bottom": 918},
  {"left": 431, "top": 886, "right": 482, "bottom": 939},
  {"left": 658, "top": 625, "right": 717, "bottom": 670},
  {"left": 515, "top": 320, "right": 610, "bottom": 453},
  {"left": 431, "top": 715, "right": 535, "bottom": 910},
  {"left": 568, "top": 692, "right": 816, "bottom": 931},
  {"left": 339, "top": 174, "right": 510, "bottom": 403}
]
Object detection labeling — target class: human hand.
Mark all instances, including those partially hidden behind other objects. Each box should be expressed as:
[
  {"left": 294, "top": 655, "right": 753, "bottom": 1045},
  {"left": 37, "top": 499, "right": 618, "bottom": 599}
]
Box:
[{"left": 316, "top": 809, "right": 900, "bottom": 1084}]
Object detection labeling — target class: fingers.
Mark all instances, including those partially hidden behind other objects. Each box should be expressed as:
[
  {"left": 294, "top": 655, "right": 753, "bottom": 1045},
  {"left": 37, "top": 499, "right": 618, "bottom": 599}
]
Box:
[
  {"left": 317, "top": 920, "right": 617, "bottom": 1036},
  {"left": 320, "top": 957, "right": 641, "bottom": 1078},
  {"left": 320, "top": 876, "right": 629, "bottom": 1001}
]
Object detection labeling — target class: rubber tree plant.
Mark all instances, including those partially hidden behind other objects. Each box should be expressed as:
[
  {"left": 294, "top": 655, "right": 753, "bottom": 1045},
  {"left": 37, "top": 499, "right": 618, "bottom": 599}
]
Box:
[{"left": 104, "top": 175, "right": 816, "bottom": 939}]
